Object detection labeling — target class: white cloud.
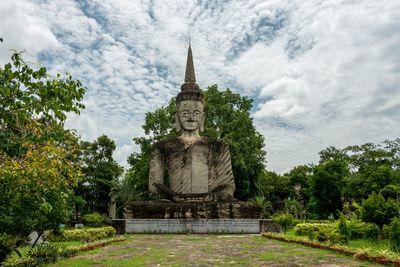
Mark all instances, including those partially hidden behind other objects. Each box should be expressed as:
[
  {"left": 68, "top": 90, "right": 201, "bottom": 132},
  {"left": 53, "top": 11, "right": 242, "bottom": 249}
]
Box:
[
  {"left": 1, "top": 0, "right": 399, "bottom": 173},
  {"left": 0, "top": 0, "right": 58, "bottom": 63}
]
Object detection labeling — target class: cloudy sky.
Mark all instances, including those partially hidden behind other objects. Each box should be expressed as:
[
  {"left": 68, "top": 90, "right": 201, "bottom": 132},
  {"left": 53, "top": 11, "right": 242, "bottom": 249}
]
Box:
[{"left": 1, "top": 0, "right": 399, "bottom": 173}]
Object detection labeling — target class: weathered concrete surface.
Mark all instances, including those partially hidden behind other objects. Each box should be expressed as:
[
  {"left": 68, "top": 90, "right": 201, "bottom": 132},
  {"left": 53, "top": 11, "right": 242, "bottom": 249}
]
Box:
[
  {"left": 149, "top": 137, "right": 235, "bottom": 197},
  {"left": 125, "top": 219, "right": 261, "bottom": 233},
  {"left": 124, "top": 201, "right": 261, "bottom": 219}
]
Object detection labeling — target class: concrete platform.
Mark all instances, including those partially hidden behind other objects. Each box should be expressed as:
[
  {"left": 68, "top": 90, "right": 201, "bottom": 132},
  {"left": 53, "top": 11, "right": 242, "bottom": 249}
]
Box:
[{"left": 112, "top": 219, "right": 280, "bottom": 234}]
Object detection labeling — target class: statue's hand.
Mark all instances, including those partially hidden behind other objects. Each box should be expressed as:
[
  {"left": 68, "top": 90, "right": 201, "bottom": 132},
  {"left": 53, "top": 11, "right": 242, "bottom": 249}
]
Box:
[{"left": 153, "top": 183, "right": 177, "bottom": 201}]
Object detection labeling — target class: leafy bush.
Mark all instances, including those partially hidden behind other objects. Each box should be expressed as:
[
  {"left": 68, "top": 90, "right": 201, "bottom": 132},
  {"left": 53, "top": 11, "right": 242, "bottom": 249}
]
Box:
[
  {"left": 27, "top": 244, "right": 62, "bottom": 265},
  {"left": 346, "top": 220, "right": 379, "bottom": 239},
  {"left": 360, "top": 192, "right": 397, "bottom": 239},
  {"left": 389, "top": 217, "right": 400, "bottom": 253},
  {"left": 82, "top": 212, "right": 109, "bottom": 227},
  {"left": 47, "top": 226, "right": 116, "bottom": 242},
  {"left": 294, "top": 222, "right": 343, "bottom": 244},
  {"left": 249, "top": 196, "right": 272, "bottom": 218},
  {"left": 273, "top": 213, "right": 294, "bottom": 233},
  {"left": 0, "top": 234, "right": 18, "bottom": 263},
  {"left": 284, "top": 199, "right": 305, "bottom": 219},
  {"left": 1, "top": 256, "right": 38, "bottom": 267},
  {"left": 294, "top": 223, "right": 335, "bottom": 236}
]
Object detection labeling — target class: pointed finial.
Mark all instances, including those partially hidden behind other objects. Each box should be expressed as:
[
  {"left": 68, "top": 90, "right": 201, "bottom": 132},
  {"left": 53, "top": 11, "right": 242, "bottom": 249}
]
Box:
[
  {"left": 184, "top": 44, "right": 196, "bottom": 83},
  {"left": 178, "top": 44, "right": 202, "bottom": 103}
]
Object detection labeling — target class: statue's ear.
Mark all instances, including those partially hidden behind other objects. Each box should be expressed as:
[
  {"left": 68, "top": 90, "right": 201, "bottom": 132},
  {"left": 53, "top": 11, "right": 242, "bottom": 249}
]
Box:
[
  {"left": 175, "top": 112, "right": 181, "bottom": 132},
  {"left": 200, "top": 112, "right": 205, "bottom": 132}
]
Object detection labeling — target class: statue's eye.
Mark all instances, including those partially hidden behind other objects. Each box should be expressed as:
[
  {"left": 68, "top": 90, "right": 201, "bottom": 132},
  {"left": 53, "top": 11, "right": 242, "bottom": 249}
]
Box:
[
  {"left": 193, "top": 111, "right": 201, "bottom": 116},
  {"left": 181, "top": 111, "right": 188, "bottom": 117}
]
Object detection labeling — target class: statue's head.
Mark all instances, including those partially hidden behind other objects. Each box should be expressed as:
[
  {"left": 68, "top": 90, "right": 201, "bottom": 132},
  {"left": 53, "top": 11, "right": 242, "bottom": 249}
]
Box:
[
  {"left": 175, "top": 87, "right": 204, "bottom": 135},
  {"left": 175, "top": 99, "right": 204, "bottom": 134}
]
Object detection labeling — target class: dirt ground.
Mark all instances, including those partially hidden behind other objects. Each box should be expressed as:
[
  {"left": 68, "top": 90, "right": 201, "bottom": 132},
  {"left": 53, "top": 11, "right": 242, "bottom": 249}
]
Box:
[{"left": 55, "top": 234, "right": 379, "bottom": 266}]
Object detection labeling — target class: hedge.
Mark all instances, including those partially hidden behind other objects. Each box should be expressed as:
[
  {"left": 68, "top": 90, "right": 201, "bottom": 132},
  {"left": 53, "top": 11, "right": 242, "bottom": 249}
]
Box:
[{"left": 48, "top": 226, "right": 116, "bottom": 242}]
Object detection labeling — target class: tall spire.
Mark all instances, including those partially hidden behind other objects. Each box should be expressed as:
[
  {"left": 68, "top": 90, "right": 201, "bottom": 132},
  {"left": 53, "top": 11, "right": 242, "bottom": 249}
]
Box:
[
  {"left": 178, "top": 44, "right": 203, "bottom": 103},
  {"left": 184, "top": 44, "right": 196, "bottom": 83},
  {"left": 180, "top": 44, "right": 200, "bottom": 93}
]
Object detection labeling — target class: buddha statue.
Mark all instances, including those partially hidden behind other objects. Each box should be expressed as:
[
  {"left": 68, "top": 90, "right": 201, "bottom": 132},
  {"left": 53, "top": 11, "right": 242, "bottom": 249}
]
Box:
[{"left": 149, "top": 45, "right": 235, "bottom": 202}]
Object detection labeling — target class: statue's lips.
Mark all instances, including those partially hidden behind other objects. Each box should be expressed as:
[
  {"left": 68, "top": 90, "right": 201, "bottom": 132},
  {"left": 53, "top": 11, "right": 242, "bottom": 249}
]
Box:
[{"left": 182, "top": 121, "right": 198, "bottom": 129}]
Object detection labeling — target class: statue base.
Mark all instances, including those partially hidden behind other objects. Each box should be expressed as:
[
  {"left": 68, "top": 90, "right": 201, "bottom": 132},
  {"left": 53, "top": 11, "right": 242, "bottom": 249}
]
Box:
[
  {"left": 124, "top": 200, "right": 261, "bottom": 219},
  {"left": 111, "top": 218, "right": 281, "bottom": 234}
]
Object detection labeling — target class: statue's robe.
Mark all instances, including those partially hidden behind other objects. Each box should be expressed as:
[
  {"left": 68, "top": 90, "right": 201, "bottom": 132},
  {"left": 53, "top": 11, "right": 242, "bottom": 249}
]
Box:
[{"left": 149, "top": 136, "right": 235, "bottom": 197}]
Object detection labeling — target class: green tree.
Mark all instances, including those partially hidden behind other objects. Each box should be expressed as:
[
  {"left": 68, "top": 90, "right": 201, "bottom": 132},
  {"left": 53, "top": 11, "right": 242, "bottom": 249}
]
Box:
[
  {"left": 76, "top": 135, "right": 123, "bottom": 214},
  {"left": 257, "top": 170, "right": 290, "bottom": 212},
  {"left": 308, "top": 159, "right": 348, "bottom": 219},
  {"left": 319, "top": 146, "right": 349, "bottom": 164},
  {"left": 0, "top": 51, "right": 85, "bottom": 260},
  {"left": 285, "top": 165, "right": 312, "bottom": 207},
  {"left": 0, "top": 52, "right": 85, "bottom": 157},
  {"left": 360, "top": 192, "right": 398, "bottom": 240},
  {"left": 204, "top": 86, "right": 266, "bottom": 200},
  {"left": 344, "top": 143, "right": 398, "bottom": 201},
  {"left": 125, "top": 85, "right": 266, "bottom": 201},
  {"left": 0, "top": 139, "right": 82, "bottom": 239}
]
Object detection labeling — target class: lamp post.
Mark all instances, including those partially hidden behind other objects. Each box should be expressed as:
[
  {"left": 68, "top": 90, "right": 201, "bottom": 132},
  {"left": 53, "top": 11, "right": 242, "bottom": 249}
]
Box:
[
  {"left": 294, "top": 183, "right": 302, "bottom": 193},
  {"left": 293, "top": 183, "right": 305, "bottom": 219}
]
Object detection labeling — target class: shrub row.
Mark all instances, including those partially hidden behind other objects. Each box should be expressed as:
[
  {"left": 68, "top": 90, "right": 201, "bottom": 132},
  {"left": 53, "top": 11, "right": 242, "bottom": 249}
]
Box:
[
  {"left": 294, "top": 223, "right": 336, "bottom": 237},
  {"left": 1, "top": 236, "right": 125, "bottom": 267},
  {"left": 82, "top": 212, "right": 110, "bottom": 227},
  {"left": 294, "top": 222, "right": 343, "bottom": 244},
  {"left": 294, "top": 220, "right": 382, "bottom": 241},
  {"left": 48, "top": 226, "right": 116, "bottom": 242},
  {"left": 346, "top": 220, "right": 379, "bottom": 239}
]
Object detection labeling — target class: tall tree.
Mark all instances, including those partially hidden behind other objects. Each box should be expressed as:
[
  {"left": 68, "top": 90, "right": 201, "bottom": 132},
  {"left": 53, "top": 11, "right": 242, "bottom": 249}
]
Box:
[
  {"left": 257, "top": 170, "right": 290, "bottom": 212},
  {"left": 125, "top": 85, "right": 266, "bottom": 201},
  {"left": 0, "top": 52, "right": 85, "bottom": 157},
  {"left": 0, "top": 51, "right": 85, "bottom": 260},
  {"left": 77, "top": 135, "right": 123, "bottom": 214},
  {"left": 344, "top": 143, "right": 398, "bottom": 201},
  {"left": 308, "top": 159, "right": 348, "bottom": 219},
  {"left": 285, "top": 165, "right": 312, "bottom": 204}
]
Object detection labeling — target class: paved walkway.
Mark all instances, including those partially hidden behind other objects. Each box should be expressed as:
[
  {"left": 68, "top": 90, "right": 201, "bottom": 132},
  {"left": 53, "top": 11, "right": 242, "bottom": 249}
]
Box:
[{"left": 56, "top": 234, "right": 378, "bottom": 266}]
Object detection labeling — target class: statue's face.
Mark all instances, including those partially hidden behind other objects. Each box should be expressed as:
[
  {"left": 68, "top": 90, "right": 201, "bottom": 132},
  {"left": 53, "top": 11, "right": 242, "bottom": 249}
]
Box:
[{"left": 177, "top": 100, "right": 204, "bottom": 132}]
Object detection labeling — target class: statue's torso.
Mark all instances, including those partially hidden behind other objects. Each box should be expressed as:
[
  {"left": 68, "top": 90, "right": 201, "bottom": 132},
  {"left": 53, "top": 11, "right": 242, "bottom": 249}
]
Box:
[{"left": 150, "top": 136, "right": 235, "bottom": 196}]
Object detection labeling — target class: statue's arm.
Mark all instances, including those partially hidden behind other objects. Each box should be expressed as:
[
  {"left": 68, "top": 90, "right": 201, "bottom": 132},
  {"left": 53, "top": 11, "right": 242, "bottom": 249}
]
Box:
[
  {"left": 219, "top": 143, "right": 236, "bottom": 196},
  {"left": 212, "top": 141, "right": 236, "bottom": 197},
  {"left": 149, "top": 147, "right": 164, "bottom": 193}
]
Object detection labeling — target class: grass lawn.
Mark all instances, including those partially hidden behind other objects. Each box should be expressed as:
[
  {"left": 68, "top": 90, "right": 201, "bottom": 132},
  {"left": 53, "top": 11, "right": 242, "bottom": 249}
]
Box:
[{"left": 46, "top": 234, "right": 379, "bottom": 266}]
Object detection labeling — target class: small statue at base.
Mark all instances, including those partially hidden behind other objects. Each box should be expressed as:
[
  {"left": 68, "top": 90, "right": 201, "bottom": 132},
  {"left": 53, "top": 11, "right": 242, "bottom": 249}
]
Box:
[{"left": 149, "top": 45, "right": 235, "bottom": 202}]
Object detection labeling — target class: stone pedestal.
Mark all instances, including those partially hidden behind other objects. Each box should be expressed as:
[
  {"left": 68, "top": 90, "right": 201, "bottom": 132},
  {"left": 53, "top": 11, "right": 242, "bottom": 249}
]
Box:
[
  {"left": 124, "top": 200, "right": 261, "bottom": 219},
  {"left": 124, "top": 219, "right": 261, "bottom": 233}
]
